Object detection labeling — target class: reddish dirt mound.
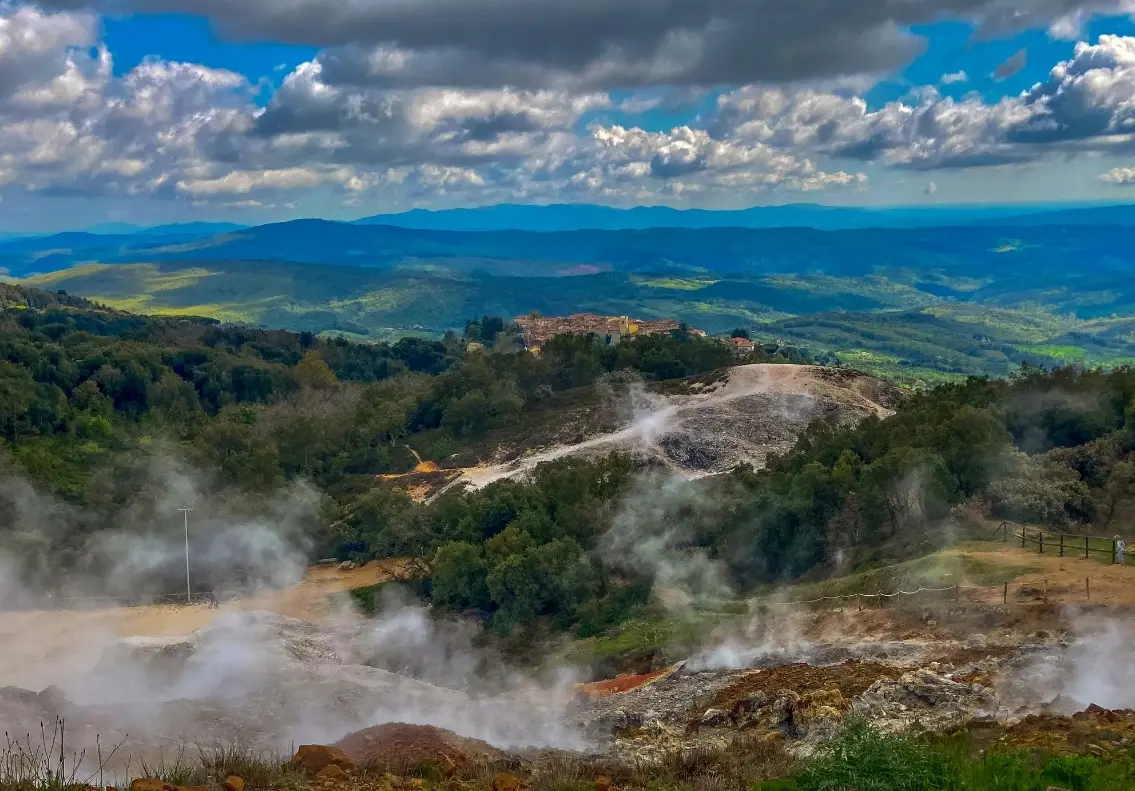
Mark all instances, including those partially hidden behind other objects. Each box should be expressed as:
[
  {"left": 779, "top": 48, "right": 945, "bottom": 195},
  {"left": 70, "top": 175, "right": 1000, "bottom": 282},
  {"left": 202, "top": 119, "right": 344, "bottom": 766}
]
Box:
[
  {"left": 333, "top": 723, "right": 502, "bottom": 769},
  {"left": 575, "top": 668, "right": 673, "bottom": 699},
  {"left": 709, "top": 661, "right": 901, "bottom": 711}
]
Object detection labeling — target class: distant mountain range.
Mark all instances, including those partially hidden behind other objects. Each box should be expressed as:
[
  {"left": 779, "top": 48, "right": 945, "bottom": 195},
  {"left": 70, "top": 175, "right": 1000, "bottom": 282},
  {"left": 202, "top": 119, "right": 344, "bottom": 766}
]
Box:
[
  {"left": 354, "top": 201, "right": 1134, "bottom": 232},
  {"left": 7, "top": 203, "right": 1135, "bottom": 383},
  {"left": 3, "top": 216, "right": 1134, "bottom": 284},
  {"left": 2, "top": 201, "right": 1134, "bottom": 242}
]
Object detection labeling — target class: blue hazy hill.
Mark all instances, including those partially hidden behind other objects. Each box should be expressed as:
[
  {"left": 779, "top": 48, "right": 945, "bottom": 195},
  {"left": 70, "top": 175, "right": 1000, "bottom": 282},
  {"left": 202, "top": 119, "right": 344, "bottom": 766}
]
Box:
[{"left": 353, "top": 201, "right": 1122, "bottom": 232}]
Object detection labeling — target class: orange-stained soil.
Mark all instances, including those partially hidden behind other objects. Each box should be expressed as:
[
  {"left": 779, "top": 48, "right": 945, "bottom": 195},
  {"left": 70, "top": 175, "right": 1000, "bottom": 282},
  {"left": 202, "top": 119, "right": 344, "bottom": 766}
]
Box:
[{"left": 574, "top": 668, "right": 674, "bottom": 699}]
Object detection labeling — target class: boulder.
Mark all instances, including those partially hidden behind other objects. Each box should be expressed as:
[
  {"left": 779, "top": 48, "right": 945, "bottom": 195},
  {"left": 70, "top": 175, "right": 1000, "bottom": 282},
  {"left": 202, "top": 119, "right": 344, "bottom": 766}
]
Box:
[
  {"left": 733, "top": 691, "right": 770, "bottom": 716},
  {"left": 285, "top": 745, "right": 355, "bottom": 776},
  {"left": 223, "top": 777, "right": 245, "bottom": 791},
  {"left": 700, "top": 708, "right": 729, "bottom": 728},
  {"left": 802, "top": 688, "right": 846, "bottom": 711}
]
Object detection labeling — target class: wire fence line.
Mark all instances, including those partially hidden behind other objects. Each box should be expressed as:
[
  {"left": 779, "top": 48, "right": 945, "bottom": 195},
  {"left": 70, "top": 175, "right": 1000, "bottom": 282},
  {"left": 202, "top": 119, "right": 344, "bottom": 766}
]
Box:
[
  {"left": 2, "top": 589, "right": 243, "bottom": 611},
  {"left": 751, "top": 578, "right": 1097, "bottom": 611},
  {"left": 5, "top": 525, "right": 1114, "bottom": 614}
]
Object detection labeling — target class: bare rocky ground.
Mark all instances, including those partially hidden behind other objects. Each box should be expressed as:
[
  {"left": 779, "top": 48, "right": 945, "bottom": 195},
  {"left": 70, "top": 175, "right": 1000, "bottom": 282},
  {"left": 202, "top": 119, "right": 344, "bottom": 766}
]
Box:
[
  {"left": 2, "top": 597, "right": 1131, "bottom": 779},
  {"left": 452, "top": 364, "right": 897, "bottom": 491},
  {"left": 6, "top": 543, "right": 1135, "bottom": 780}
]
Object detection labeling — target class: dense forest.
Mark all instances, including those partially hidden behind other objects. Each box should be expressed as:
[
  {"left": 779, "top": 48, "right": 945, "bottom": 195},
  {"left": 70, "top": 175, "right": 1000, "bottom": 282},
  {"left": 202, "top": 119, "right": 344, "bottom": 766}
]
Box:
[
  {"left": 340, "top": 363, "right": 1135, "bottom": 635},
  {"left": 2, "top": 284, "right": 1134, "bottom": 639},
  {"left": 0, "top": 285, "right": 766, "bottom": 592}
]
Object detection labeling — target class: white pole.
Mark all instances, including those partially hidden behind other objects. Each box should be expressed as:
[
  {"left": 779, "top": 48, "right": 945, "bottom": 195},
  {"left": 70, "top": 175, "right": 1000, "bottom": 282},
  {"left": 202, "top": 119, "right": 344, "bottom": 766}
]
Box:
[{"left": 179, "top": 506, "right": 194, "bottom": 603}]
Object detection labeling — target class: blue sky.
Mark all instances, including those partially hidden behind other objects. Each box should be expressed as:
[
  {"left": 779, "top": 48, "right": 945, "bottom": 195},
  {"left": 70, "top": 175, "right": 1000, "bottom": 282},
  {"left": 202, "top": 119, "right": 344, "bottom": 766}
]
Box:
[
  {"left": 102, "top": 13, "right": 317, "bottom": 102},
  {"left": 2, "top": 1, "right": 1135, "bottom": 230}
]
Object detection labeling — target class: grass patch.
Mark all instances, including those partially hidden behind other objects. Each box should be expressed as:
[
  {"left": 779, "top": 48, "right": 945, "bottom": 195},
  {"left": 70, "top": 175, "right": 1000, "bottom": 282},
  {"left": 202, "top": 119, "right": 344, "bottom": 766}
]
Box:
[
  {"left": 0, "top": 721, "right": 306, "bottom": 791},
  {"left": 761, "top": 716, "right": 1135, "bottom": 790},
  {"left": 632, "top": 276, "right": 720, "bottom": 291},
  {"left": 1015, "top": 344, "right": 1089, "bottom": 361},
  {"left": 556, "top": 610, "right": 734, "bottom": 669},
  {"left": 21, "top": 263, "right": 114, "bottom": 286},
  {"left": 763, "top": 547, "right": 1041, "bottom": 602}
]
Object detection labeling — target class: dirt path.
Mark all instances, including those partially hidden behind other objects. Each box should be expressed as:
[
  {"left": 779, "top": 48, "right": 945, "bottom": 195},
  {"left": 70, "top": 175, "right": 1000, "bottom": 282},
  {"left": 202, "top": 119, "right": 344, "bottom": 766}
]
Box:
[
  {"left": 446, "top": 364, "right": 894, "bottom": 493},
  {"left": 943, "top": 542, "right": 1135, "bottom": 605},
  {"left": 0, "top": 559, "right": 410, "bottom": 690}
]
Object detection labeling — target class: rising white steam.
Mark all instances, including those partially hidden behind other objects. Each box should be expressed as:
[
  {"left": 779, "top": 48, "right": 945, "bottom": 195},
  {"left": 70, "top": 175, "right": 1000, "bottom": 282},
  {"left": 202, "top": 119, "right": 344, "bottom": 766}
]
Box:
[
  {"left": 0, "top": 460, "right": 587, "bottom": 766},
  {"left": 1003, "top": 613, "right": 1135, "bottom": 714}
]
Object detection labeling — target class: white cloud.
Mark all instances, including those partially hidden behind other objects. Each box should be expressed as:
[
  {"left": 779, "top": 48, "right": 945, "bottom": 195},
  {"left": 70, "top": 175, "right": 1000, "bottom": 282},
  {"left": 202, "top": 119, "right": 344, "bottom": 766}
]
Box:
[
  {"left": 4, "top": 3, "right": 1135, "bottom": 213},
  {"left": 175, "top": 166, "right": 366, "bottom": 196},
  {"left": 31, "top": 0, "right": 1135, "bottom": 92},
  {"left": 941, "top": 70, "right": 969, "bottom": 84},
  {"left": 1099, "top": 165, "right": 1135, "bottom": 184}
]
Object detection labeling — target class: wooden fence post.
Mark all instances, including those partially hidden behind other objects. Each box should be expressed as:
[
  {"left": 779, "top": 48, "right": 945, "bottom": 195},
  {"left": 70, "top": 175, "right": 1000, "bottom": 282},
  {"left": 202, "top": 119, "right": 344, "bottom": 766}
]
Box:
[
  {"left": 1086, "top": 577, "right": 1091, "bottom": 602},
  {"left": 1086, "top": 536, "right": 1090, "bottom": 559},
  {"left": 1040, "top": 532, "right": 1044, "bottom": 554},
  {"left": 1114, "top": 539, "right": 1119, "bottom": 564},
  {"left": 1021, "top": 528, "right": 1025, "bottom": 548},
  {"left": 1043, "top": 579, "right": 1048, "bottom": 604},
  {"left": 1003, "top": 582, "right": 1008, "bottom": 604},
  {"left": 857, "top": 593, "right": 861, "bottom": 612},
  {"left": 1060, "top": 534, "right": 1064, "bottom": 558}
]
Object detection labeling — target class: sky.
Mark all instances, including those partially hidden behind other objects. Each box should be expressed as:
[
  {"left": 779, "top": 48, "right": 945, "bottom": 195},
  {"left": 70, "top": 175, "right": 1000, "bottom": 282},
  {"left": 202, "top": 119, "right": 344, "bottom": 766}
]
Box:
[{"left": 3, "top": 1, "right": 1135, "bottom": 229}]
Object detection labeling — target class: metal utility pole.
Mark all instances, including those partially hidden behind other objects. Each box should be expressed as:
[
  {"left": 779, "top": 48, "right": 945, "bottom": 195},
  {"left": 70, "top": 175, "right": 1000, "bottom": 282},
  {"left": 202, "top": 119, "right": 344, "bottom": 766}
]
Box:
[{"left": 178, "top": 506, "right": 195, "bottom": 603}]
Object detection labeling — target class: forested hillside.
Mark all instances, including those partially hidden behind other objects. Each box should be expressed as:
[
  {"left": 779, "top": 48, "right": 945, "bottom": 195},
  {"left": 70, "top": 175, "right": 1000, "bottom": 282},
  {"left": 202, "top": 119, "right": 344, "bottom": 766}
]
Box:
[
  {"left": 0, "top": 285, "right": 752, "bottom": 583},
  {"left": 2, "top": 284, "right": 1134, "bottom": 641},
  {"left": 343, "top": 362, "right": 1135, "bottom": 636}
]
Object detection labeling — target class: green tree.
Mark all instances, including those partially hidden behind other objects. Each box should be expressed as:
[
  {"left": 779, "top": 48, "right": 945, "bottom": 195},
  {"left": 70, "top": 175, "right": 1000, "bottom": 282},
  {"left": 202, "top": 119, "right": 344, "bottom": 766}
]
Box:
[
  {"left": 1101, "top": 458, "right": 1135, "bottom": 529},
  {"left": 432, "top": 542, "right": 492, "bottom": 612},
  {"left": 294, "top": 351, "right": 338, "bottom": 390}
]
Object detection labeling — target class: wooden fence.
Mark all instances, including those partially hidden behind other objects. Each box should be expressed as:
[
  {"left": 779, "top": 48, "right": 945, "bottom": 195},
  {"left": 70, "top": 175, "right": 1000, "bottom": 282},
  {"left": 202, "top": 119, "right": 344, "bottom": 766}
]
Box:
[{"left": 996, "top": 520, "right": 1125, "bottom": 563}]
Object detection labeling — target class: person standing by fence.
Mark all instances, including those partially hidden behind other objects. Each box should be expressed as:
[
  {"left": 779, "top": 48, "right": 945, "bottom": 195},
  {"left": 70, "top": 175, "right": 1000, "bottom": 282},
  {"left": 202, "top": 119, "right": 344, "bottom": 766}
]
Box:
[{"left": 1117, "top": 536, "right": 1126, "bottom": 565}]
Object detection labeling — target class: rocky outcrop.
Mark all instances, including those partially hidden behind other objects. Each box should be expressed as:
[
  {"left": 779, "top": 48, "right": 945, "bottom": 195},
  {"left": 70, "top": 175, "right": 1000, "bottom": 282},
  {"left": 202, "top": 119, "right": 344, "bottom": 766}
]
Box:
[{"left": 851, "top": 666, "right": 996, "bottom": 733}]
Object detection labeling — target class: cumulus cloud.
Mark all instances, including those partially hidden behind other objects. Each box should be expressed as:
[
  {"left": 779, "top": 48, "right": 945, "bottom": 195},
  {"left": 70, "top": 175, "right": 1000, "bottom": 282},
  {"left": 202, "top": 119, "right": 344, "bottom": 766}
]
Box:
[
  {"left": 702, "top": 35, "right": 1135, "bottom": 171},
  {"left": 941, "top": 70, "right": 969, "bottom": 84},
  {"left": 32, "top": 0, "right": 1135, "bottom": 91},
  {"left": 0, "top": 5, "right": 101, "bottom": 101},
  {"left": 4, "top": 3, "right": 1135, "bottom": 210},
  {"left": 1100, "top": 165, "right": 1135, "bottom": 183},
  {"left": 1010, "top": 35, "right": 1135, "bottom": 145}
]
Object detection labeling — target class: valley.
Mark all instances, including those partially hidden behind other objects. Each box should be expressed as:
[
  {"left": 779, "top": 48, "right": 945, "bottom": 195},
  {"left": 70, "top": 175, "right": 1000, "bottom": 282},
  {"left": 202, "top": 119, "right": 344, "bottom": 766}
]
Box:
[{"left": 7, "top": 217, "right": 1135, "bottom": 384}]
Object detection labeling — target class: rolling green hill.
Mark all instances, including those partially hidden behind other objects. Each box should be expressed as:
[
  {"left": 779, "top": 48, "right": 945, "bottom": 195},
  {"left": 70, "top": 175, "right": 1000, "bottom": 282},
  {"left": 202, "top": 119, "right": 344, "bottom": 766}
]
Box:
[
  {"left": 19, "top": 258, "right": 1135, "bottom": 386},
  {"left": 8, "top": 219, "right": 1135, "bottom": 384}
]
